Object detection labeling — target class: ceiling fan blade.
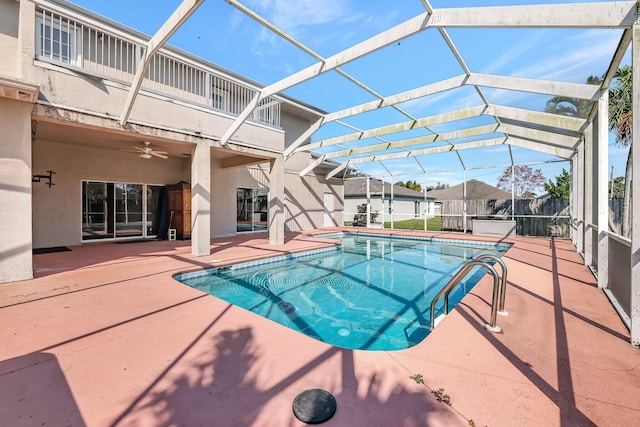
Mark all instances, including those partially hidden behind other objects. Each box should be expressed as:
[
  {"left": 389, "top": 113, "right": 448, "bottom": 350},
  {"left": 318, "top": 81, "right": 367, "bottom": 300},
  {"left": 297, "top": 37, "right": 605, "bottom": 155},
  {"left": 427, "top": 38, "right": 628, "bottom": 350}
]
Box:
[
  {"left": 122, "top": 149, "right": 144, "bottom": 153},
  {"left": 151, "top": 152, "right": 168, "bottom": 159},
  {"left": 153, "top": 150, "right": 168, "bottom": 155}
]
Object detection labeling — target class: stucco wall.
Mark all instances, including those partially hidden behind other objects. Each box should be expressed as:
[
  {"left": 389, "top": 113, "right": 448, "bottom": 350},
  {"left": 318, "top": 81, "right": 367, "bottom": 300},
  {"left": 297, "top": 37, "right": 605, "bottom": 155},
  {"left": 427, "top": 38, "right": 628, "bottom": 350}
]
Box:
[
  {"left": 31, "top": 67, "right": 285, "bottom": 152},
  {"left": 0, "top": 98, "right": 33, "bottom": 283},
  {"left": 281, "top": 110, "right": 314, "bottom": 172},
  {"left": 344, "top": 197, "right": 434, "bottom": 223},
  {"left": 211, "top": 162, "right": 344, "bottom": 235},
  {"left": 0, "top": 0, "right": 19, "bottom": 77},
  {"left": 210, "top": 160, "right": 270, "bottom": 238},
  {"left": 32, "top": 139, "right": 189, "bottom": 248},
  {"left": 284, "top": 173, "right": 343, "bottom": 230}
]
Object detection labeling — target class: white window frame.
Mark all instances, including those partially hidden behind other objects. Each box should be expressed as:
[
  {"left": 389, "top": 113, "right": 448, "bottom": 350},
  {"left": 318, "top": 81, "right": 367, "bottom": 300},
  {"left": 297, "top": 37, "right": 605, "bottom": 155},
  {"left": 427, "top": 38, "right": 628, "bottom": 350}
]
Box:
[
  {"left": 212, "top": 88, "right": 228, "bottom": 111},
  {"left": 36, "top": 15, "right": 81, "bottom": 66}
]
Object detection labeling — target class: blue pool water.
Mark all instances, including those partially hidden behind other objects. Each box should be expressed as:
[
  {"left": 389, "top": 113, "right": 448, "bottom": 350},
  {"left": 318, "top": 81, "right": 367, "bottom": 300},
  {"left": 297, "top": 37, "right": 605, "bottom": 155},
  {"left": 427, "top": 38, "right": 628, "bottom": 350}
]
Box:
[{"left": 177, "top": 233, "right": 510, "bottom": 351}]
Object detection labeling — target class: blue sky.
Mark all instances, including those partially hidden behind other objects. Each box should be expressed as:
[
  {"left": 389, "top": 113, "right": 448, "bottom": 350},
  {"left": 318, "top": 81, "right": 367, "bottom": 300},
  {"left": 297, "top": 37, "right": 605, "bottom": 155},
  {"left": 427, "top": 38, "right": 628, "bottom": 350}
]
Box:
[{"left": 70, "top": 0, "right": 631, "bottom": 192}]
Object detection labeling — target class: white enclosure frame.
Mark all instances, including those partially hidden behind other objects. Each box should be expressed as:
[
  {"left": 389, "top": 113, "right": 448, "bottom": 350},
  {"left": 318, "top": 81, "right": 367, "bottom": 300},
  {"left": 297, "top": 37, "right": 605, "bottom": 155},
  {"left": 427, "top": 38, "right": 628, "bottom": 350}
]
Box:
[{"left": 112, "top": 1, "right": 639, "bottom": 345}]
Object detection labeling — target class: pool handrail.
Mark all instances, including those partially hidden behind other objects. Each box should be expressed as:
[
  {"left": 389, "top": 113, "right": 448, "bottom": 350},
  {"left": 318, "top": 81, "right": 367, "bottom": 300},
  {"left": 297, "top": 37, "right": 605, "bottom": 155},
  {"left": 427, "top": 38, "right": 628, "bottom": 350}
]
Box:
[
  {"left": 429, "top": 260, "right": 502, "bottom": 333},
  {"left": 474, "top": 253, "right": 508, "bottom": 315}
]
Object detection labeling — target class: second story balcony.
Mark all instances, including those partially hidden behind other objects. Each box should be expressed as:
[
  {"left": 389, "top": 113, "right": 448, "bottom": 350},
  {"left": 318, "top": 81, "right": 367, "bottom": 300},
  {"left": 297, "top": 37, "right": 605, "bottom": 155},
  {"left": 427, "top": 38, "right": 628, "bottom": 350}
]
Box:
[{"left": 34, "top": 3, "right": 281, "bottom": 129}]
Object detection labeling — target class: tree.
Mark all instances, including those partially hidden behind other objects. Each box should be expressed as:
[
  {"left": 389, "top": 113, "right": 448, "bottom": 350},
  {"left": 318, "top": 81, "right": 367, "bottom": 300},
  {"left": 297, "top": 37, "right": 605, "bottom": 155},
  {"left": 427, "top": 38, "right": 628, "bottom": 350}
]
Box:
[
  {"left": 544, "top": 75, "right": 602, "bottom": 118},
  {"left": 496, "top": 165, "right": 546, "bottom": 197},
  {"left": 543, "top": 168, "right": 570, "bottom": 199},
  {"left": 426, "top": 182, "right": 449, "bottom": 191},
  {"left": 396, "top": 180, "right": 422, "bottom": 192},
  {"left": 608, "top": 64, "right": 633, "bottom": 237},
  {"left": 344, "top": 168, "right": 364, "bottom": 178},
  {"left": 352, "top": 203, "right": 379, "bottom": 227},
  {"left": 609, "top": 176, "right": 625, "bottom": 199}
]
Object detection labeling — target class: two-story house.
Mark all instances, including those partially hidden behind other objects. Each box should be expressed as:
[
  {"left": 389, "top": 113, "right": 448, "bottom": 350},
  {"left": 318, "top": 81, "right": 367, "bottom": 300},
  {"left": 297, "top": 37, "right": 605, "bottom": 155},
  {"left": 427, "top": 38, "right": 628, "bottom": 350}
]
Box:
[{"left": 0, "top": 0, "right": 343, "bottom": 283}]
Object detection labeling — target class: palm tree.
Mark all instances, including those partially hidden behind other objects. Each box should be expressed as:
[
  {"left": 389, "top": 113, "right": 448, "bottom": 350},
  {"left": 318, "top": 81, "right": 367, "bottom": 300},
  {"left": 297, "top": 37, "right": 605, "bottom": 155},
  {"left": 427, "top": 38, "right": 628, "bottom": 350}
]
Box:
[
  {"left": 544, "top": 75, "right": 602, "bottom": 118},
  {"left": 608, "top": 65, "right": 632, "bottom": 237},
  {"left": 545, "top": 72, "right": 632, "bottom": 237}
]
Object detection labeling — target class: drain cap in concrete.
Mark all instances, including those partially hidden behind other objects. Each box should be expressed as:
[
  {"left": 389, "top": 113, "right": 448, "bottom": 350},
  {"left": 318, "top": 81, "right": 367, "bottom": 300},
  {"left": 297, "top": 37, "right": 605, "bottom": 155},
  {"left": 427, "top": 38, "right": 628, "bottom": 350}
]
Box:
[{"left": 292, "top": 389, "right": 336, "bottom": 424}]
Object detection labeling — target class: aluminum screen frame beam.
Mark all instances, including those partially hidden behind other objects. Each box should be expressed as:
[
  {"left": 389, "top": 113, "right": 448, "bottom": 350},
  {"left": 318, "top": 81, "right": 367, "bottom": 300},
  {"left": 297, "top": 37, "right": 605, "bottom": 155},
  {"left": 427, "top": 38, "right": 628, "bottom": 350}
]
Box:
[
  {"left": 120, "top": 0, "right": 204, "bottom": 126},
  {"left": 287, "top": 75, "right": 598, "bottom": 157},
  {"left": 221, "top": 10, "right": 434, "bottom": 145},
  {"left": 427, "top": 2, "right": 635, "bottom": 29}
]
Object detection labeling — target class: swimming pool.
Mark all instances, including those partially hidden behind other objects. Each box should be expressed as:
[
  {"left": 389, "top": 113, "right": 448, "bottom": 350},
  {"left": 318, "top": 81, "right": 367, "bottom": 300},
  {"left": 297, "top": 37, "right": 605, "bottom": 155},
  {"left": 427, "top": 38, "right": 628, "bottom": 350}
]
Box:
[{"left": 176, "top": 233, "right": 511, "bottom": 351}]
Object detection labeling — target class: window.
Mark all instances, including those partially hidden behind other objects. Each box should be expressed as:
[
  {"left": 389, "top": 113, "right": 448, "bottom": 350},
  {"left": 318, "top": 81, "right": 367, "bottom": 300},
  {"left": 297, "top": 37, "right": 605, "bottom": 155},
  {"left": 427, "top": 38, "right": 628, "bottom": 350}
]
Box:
[
  {"left": 36, "top": 14, "right": 80, "bottom": 65},
  {"left": 212, "top": 88, "right": 227, "bottom": 111}
]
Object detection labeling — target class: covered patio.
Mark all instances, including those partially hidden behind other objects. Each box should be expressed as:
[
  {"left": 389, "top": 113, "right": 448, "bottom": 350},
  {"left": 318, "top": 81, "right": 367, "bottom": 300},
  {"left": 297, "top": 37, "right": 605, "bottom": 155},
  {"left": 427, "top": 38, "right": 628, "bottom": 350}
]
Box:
[{"left": 1, "top": 232, "right": 638, "bottom": 426}]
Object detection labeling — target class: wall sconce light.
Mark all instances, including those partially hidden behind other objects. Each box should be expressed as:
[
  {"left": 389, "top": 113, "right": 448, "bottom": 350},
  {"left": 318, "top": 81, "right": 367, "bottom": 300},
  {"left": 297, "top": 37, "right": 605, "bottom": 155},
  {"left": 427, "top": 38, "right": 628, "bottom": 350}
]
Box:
[{"left": 32, "top": 170, "right": 56, "bottom": 187}]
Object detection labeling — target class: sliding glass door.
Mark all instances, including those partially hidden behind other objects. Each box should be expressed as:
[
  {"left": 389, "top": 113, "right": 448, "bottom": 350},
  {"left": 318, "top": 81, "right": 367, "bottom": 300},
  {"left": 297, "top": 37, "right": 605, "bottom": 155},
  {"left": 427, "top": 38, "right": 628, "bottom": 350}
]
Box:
[
  {"left": 82, "top": 181, "right": 165, "bottom": 241},
  {"left": 237, "top": 187, "right": 268, "bottom": 232},
  {"left": 115, "top": 183, "right": 143, "bottom": 237}
]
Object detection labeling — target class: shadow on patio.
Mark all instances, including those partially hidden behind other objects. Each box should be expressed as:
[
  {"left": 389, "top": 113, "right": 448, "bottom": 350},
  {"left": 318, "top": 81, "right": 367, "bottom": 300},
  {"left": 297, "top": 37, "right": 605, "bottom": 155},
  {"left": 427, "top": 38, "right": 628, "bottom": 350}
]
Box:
[{"left": 1, "top": 231, "right": 639, "bottom": 426}]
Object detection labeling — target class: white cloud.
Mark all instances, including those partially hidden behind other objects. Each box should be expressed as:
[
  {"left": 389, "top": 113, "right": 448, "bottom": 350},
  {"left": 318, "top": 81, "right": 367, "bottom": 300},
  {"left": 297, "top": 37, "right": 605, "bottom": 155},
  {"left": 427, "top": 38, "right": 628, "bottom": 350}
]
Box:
[
  {"left": 512, "top": 30, "right": 622, "bottom": 81},
  {"left": 481, "top": 32, "right": 547, "bottom": 74},
  {"left": 245, "top": 0, "right": 360, "bottom": 36}
]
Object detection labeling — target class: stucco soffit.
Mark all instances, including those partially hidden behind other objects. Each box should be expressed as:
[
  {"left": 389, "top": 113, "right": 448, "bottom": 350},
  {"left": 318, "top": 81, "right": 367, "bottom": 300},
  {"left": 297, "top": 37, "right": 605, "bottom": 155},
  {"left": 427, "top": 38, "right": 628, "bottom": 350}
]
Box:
[{"left": 0, "top": 77, "right": 39, "bottom": 103}]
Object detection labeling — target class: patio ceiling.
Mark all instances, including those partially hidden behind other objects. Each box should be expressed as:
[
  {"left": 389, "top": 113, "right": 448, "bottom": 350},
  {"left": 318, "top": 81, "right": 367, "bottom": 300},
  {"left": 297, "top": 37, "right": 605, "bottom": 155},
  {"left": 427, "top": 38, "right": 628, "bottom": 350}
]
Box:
[{"left": 117, "top": 1, "right": 635, "bottom": 179}]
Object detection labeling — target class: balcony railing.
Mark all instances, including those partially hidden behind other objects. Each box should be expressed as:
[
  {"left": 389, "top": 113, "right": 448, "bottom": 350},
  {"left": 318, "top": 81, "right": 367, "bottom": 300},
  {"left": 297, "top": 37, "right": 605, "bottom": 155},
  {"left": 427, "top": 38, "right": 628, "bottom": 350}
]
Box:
[{"left": 35, "top": 6, "right": 281, "bottom": 128}]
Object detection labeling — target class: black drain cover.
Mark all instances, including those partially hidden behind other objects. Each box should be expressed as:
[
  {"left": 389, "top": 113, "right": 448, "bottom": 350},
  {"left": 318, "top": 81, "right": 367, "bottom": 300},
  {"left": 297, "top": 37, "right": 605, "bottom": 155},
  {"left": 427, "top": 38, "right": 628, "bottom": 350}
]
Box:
[{"left": 292, "top": 389, "right": 337, "bottom": 424}]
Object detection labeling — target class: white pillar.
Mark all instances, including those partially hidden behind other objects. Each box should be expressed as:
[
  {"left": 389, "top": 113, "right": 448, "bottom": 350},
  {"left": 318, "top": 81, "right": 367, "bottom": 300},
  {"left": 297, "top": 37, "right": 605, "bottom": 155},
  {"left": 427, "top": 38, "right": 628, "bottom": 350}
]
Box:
[
  {"left": 463, "top": 170, "right": 467, "bottom": 233},
  {"left": 630, "top": 20, "right": 640, "bottom": 346},
  {"left": 597, "top": 91, "right": 609, "bottom": 290},
  {"left": 380, "top": 178, "right": 385, "bottom": 226},
  {"left": 511, "top": 165, "right": 515, "bottom": 221},
  {"left": 390, "top": 180, "right": 394, "bottom": 229},
  {"left": 366, "top": 176, "right": 371, "bottom": 228},
  {"left": 269, "top": 156, "right": 284, "bottom": 245},
  {"left": 570, "top": 158, "right": 577, "bottom": 245},
  {"left": 424, "top": 172, "right": 428, "bottom": 231},
  {"left": 576, "top": 142, "right": 585, "bottom": 257},
  {"left": 584, "top": 122, "right": 594, "bottom": 267},
  {"left": 0, "top": 98, "right": 34, "bottom": 283},
  {"left": 191, "top": 141, "right": 211, "bottom": 256}
]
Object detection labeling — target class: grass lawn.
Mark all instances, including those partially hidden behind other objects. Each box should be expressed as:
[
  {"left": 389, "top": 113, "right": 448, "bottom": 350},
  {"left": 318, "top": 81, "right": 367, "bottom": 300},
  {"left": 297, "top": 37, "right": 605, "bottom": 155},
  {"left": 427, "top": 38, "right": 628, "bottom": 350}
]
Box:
[{"left": 383, "top": 216, "right": 442, "bottom": 231}]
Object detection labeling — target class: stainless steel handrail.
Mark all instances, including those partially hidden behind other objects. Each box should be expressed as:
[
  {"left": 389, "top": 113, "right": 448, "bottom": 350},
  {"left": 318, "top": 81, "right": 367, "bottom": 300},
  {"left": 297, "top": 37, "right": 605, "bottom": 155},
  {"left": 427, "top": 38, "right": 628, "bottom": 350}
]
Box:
[
  {"left": 474, "top": 254, "right": 508, "bottom": 316},
  {"left": 429, "top": 260, "right": 502, "bottom": 333}
]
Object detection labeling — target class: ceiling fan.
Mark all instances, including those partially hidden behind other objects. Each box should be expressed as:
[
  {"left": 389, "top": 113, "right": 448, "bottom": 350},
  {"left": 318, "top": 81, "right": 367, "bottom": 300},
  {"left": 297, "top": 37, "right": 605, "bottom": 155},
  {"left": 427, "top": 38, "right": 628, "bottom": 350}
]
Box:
[{"left": 123, "top": 141, "right": 168, "bottom": 159}]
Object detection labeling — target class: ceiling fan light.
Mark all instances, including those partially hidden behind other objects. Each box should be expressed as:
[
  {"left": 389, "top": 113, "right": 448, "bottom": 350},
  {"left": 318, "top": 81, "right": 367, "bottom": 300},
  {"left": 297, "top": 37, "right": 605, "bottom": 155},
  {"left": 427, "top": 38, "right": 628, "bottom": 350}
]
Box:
[{"left": 139, "top": 153, "right": 152, "bottom": 159}]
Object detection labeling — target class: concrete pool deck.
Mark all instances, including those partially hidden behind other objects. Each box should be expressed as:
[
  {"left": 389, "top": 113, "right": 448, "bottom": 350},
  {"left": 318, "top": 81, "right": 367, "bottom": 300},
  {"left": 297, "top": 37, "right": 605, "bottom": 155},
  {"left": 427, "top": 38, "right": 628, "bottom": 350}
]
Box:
[{"left": 1, "top": 229, "right": 639, "bottom": 426}]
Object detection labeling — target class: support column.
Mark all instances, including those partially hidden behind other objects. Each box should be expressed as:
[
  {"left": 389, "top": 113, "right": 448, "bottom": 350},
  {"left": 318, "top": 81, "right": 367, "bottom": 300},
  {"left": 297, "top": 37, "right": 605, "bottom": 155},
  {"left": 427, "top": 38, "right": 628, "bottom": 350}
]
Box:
[
  {"left": 584, "top": 122, "right": 594, "bottom": 267},
  {"left": 268, "top": 156, "right": 284, "bottom": 246},
  {"left": 576, "top": 142, "right": 585, "bottom": 257},
  {"left": 630, "top": 20, "right": 640, "bottom": 346},
  {"left": 511, "top": 165, "right": 515, "bottom": 221},
  {"left": 191, "top": 141, "right": 211, "bottom": 256},
  {"left": 596, "top": 91, "right": 609, "bottom": 289},
  {"left": 463, "top": 170, "right": 467, "bottom": 233},
  {"left": 570, "top": 158, "right": 577, "bottom": 245},
  {"left": 366, "top": 176, "right": 371, "bottom": 228},
  {"left": 390, "top": 180, "right": 394, "bottom": 229},
  {"left": 0, "top": 97, "right": 34, "bottom": 283}
]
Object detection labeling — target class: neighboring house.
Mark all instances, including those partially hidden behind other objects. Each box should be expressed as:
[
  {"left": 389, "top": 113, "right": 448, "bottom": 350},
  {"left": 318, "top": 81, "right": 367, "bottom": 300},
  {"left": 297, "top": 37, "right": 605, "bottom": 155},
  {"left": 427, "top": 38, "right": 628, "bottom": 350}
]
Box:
[
  {"left": 0, "top": 0, "right": 343, "bottom": 284},
  {"left": 426, "top": 179, "right": 516, "bottom": 202},
  {"left": 343, "top": 177, "right": 435, "bottom": 225},
  {"left": 428, "top": 179, "right": 520, "bottom": 232}
]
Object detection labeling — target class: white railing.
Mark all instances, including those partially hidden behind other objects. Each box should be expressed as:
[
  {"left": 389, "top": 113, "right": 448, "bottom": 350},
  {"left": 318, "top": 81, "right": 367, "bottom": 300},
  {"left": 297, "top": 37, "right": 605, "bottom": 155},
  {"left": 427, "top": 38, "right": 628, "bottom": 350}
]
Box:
[{"left": 35, "top": 6, "right": 281, "bottom": 128}]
